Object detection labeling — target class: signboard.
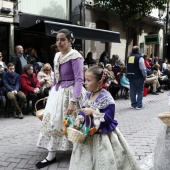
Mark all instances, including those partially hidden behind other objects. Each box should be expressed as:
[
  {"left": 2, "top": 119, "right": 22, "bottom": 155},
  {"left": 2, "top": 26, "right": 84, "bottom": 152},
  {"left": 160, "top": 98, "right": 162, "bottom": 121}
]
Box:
[{"left": 145, "top": 34, "right": 159, "bottom": 45}]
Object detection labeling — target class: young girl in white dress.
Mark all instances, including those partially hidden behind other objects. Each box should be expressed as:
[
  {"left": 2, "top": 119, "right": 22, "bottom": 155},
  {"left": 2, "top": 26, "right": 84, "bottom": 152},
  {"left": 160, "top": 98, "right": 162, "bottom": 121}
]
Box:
[{"left": 69, "top": 65, "right": 140, "bottom": 170}]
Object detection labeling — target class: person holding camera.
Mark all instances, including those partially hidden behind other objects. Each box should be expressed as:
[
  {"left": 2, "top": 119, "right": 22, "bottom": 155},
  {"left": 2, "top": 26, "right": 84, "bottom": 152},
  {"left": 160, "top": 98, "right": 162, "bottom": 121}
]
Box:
[
  {"left": 20, "top": 64, "right": 44, "bottom": 116},
  {"left": 37, "top": 63, "right": 54, "bottom": 96},
  {"left": 2, "top": 63, "right": 26, "bottom": 119}
]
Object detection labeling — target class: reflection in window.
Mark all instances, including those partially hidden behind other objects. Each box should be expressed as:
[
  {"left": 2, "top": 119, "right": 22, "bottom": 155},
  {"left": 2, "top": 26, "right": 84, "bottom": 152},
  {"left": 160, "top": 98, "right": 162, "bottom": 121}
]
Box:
[{"left": 18, "top": 0, "right": 69, "bottom": 20}]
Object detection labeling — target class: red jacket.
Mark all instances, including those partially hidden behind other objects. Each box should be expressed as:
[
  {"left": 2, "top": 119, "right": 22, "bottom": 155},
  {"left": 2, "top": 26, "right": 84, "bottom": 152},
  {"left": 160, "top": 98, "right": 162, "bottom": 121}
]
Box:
[
  {"left": 144, "top": 59, "right": 151, "bottom": 69},
  {"left": 20, "top": 72, "right": 40, "bottom": 96}
]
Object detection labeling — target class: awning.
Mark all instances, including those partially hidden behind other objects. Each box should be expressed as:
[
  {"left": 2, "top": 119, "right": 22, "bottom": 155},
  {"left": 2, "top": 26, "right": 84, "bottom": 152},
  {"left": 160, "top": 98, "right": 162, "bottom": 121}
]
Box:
[{"left": 24, "top": 20, "right": 120, "bottom": 43}]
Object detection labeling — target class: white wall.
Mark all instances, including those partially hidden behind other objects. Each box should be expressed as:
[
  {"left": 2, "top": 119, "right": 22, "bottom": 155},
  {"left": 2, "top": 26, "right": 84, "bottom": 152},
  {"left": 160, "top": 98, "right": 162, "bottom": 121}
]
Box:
[{"left": 0, "top": 1, "right": 13, "bottom": 23}]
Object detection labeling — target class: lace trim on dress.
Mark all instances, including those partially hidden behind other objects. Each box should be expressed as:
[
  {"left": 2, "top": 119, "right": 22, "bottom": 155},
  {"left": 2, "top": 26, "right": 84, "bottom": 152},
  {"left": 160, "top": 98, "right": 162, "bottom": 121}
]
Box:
[
  {"left": 83, "top": 95, "right": 115, "bottom": 110},
  {"left": 93, "top": 109, "right": 105, "bottom": 129}
]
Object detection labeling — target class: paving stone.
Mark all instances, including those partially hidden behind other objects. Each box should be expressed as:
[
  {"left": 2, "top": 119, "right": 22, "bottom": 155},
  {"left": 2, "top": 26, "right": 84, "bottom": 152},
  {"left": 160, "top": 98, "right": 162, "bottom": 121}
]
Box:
[
  {"left": 6, "top": 163, "right": 18, "bottom": 170},
  {"left": 6, "top": 158, "right": 21, "bottom": 163},
  {"left": 0, "top": 161, "right": 10, "bottom": 167},
  {"left": 27, "top": 156, "right": 39, "bottom": 165},
  {"left": 16, "top": 159, "right": 28, "bottom": 169},
  {"left": 0, "top": 154, "right": 11, "bottom": 162},
  {"left": 0, "top": 91, "right": 169, "bottom": 169}
]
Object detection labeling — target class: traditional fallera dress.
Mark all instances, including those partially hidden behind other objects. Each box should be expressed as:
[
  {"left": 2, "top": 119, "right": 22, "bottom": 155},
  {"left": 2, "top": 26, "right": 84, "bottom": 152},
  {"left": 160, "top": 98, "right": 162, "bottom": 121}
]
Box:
[
  {"left": 139, "top": 125, "right": 170, "bottom": 170},
  {"left": 69, "top": 89, "right": 141, "bottom": 170},
  {"left": 37, "top": 49, "right": 85, "bottom": 151}
]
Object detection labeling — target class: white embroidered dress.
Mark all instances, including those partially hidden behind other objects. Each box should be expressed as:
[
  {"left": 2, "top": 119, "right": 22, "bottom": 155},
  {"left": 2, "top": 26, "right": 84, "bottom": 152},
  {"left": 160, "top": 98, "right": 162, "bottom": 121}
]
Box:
[
  {"left": 69, "top": 90, "right": 141, "bottom": 170},
  {"left": 37, "top": 49, "right": 85, "bottom": 151},
  {"left": 139, "top": 125, "right": 170, "bottom": 170}
]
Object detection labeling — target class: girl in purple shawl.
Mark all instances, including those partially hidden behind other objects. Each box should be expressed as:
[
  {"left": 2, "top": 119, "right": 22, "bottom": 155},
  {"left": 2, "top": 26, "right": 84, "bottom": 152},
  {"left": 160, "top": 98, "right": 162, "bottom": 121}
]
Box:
[{"left": 69, "top": 65, "right": 140, "bottom": 170}]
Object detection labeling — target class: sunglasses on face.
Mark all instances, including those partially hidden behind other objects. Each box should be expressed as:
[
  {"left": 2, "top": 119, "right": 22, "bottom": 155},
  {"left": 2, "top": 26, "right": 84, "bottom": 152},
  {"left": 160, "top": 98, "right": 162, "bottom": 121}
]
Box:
[{"left": 45, "top": 69, "right": 51, "bottom": 71}]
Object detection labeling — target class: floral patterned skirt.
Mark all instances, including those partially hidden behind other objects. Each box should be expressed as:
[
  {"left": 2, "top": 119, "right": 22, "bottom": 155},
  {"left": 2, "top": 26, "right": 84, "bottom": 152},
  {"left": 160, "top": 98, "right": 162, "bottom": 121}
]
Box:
[
  {"left": 69, "top": 128, "right": 141, "bottom": 170},
  {"left": 37, "top": 86, "right": 84, "bottom": 151}
]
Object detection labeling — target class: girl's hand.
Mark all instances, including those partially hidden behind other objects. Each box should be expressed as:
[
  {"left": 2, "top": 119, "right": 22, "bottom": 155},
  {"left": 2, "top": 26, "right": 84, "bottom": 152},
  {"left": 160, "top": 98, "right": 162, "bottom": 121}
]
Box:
[
  {"left": 81, "top": 108, "right": 95, "bottom": 116},
  {"left": 74, "top": 118, "right": 81, "bottom": 128},
  {"left": 66, "top": 103, "right": 76, "bottom": 115}
]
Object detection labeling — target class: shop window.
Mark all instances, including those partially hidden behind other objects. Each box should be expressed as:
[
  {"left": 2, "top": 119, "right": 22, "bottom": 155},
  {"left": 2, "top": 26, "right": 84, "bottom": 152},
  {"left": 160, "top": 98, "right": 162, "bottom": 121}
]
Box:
[{"left": 18, "top": 0, "right": 70, "bottom": 20}]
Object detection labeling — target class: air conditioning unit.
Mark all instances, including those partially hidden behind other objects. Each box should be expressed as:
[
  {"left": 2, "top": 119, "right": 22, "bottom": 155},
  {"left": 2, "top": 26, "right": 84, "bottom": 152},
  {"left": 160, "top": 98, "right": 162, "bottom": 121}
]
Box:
[{"left": 1, "top": 7, "right": 11, "bottom": 14}]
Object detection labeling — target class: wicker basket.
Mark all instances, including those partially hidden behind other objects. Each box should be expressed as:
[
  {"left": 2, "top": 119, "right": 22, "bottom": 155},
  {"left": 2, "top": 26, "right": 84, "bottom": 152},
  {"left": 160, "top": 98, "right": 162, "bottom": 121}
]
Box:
[
  {"left": 67, "top": 116, "right": 91, "bottom": 143},
  {"left": 158, "top": 112, "right": 170, "bottom": 127},
  {"left": 35, "top": 98, "right": 46, "bottom": 121}
]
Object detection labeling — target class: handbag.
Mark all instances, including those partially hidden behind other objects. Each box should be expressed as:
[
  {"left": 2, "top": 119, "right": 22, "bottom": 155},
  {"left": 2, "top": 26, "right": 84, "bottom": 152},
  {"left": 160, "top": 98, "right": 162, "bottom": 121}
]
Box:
[{"left": 35, "top": 98, "right": 46, "bottom": 121}]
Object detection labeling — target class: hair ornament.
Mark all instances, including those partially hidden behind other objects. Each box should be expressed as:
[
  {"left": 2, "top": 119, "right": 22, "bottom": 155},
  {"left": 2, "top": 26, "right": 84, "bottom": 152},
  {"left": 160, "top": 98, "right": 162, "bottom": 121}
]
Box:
[
  {"left": 71, "top": 33, "right": 74, "bottom": 38},
  {"left": 101, "top": 68, "right": 108, "bottom": 81},
  {"left": 71, "top": 33, "right": 75, "bottom": 44}
]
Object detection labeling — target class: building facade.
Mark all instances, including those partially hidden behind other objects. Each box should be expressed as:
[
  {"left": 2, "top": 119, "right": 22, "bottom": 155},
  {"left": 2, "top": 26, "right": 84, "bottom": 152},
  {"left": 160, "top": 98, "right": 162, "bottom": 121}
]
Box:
[
  {"left": 84, "top": 0, "right": 164, "bottom": 61},
  {"left": 0, "top": 0, "right": 165, "bottom": 64}
]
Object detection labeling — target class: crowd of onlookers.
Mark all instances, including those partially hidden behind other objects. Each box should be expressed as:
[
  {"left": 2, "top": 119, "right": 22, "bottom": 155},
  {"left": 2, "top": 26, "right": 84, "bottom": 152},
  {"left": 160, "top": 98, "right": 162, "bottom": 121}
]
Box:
[
  {"left": 0, "top": 45, "right": 54, "bottom": 119},
  {"left": 1, "top": 46, "right": 170, "bottom": 119},
  {"left": 84, "top": 51, "right": 170, "bottom": 99}
]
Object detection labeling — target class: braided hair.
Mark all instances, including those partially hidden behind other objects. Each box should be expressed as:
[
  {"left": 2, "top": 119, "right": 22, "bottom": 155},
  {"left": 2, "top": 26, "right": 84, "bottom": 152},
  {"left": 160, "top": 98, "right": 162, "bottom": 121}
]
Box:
[{"left": 87, "top": 65, "right": 110, "bottom": 84}]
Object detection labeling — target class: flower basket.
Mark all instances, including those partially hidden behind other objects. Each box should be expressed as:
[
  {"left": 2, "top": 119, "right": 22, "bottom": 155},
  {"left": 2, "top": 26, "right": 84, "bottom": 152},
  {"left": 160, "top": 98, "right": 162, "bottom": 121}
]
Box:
[
  {"left": 158, "top": 112, "right": 170, "bottom": 127},
  {"left": 35, "top": 98, "right": 46, "bottom": 121},
  {"left": 64, "top": 116, "right": 91, "bottom": 143},
  {"left": 67, "top": 127, "right": 87, "bottom": 143}
]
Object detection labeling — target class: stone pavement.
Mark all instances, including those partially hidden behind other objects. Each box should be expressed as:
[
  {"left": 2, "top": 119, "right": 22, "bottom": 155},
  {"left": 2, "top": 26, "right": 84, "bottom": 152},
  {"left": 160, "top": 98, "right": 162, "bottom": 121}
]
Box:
[{"left": 0, "top": 91, "right": 169, "bottom": 170}]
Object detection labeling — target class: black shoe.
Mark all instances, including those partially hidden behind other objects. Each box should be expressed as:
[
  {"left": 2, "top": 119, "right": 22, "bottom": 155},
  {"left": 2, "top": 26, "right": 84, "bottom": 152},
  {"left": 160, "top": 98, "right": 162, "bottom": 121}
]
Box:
[
  {"left": 36, "top": 158, "right": 56, "bottom": 169},
  {"left": 32, "top": 110, "right": 36, "bottom": 116},
  {"left": 152, "top": 92, "right": 159, "bottom": 95},
  {"left": 157, "top": 89, "right": 164, "bottom": 93}
]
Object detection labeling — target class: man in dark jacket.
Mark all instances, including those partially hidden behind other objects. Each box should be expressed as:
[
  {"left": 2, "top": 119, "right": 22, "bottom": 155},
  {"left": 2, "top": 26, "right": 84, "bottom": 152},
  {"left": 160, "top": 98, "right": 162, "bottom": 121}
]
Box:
[
  {"left": 9, "top": 45, "right": 28, "bottom": 75},
  {"left": 2, "top": 63, "right": 26, "bottom": 119},
  {"left": 127, "top": 46, "right": 147, "bottom": 109}
]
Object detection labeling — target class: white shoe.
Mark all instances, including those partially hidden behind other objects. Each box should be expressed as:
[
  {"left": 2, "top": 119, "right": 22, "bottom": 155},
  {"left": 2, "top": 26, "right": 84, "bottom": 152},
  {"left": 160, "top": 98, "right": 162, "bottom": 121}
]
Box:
[
  {"left": 130, "top": 106, "right": 136, "bottom": 109},
  {"left": 136, "top": 106, "right": 145, "bottom": 110}
]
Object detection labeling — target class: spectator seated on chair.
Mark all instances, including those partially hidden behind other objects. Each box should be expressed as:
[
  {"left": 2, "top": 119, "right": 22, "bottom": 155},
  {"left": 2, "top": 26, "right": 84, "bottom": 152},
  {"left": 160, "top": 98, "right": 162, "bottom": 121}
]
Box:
[
  {"left": 119, "top": 67, "right": 130, "bottom": 99},
  {"left": 105, "top": 64, "right": 120, "bottom": 99},
  {"left": 2, "top": 63, "right": 26, "bottom": 119},
  {"left": 145, "top": 71, "right": 161, "bottom": 95},
  {"left": 84, "top": 52, "right": 95, "bottom": 67},
  {"left": 162, "top": 58, "right": 168, "bottom": 72},
  {"left": 113, "top": 55, "right": 125, "bottom": 69},
  {"left": 143, "top": 54, "right": 152, "bottom": 75},
  {"left": 9, "top": 45, "right": 28, "bottom": 75},
  {"left": 20, "top": 64, "right": 44, "bottom": 116},
  {"left": 162, "top": 64, "right": 170, "bottom": 89},
  {"left": 26, "top": 48, "right": 40, "bottom": 66},
  {"left": 37, "top": 63, "right": 54, "bottom": 96},
  {"left": 0, "top": 51, "right": 7, "bottom": 74}
]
